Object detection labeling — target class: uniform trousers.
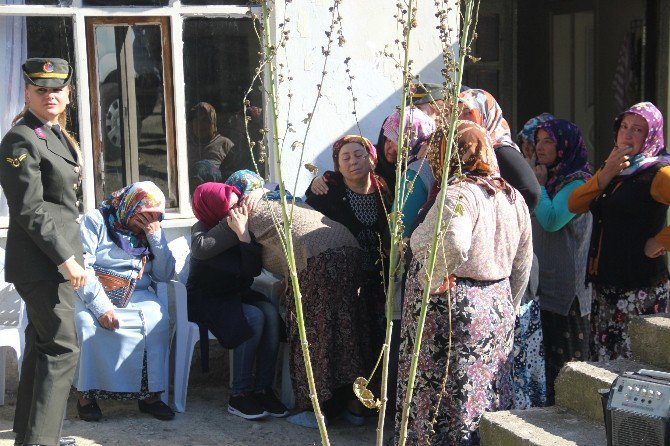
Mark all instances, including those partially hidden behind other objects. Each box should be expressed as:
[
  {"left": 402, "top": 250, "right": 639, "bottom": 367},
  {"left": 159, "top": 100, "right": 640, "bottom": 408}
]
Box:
[{"left": 13, "top": 280, "right": 80, "bottom": 446}]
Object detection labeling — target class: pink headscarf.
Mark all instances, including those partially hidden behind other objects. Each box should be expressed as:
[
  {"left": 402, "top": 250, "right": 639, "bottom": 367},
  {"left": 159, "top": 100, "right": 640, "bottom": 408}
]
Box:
[
  {"left": 192, "top": 182, "right": 241, "bottom": 229},
  {"left": 382, "top": 106, "right": 436, "bottom": 149}
]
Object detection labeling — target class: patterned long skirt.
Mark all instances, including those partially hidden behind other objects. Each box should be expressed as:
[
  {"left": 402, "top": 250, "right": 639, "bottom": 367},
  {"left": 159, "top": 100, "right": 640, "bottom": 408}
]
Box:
[
  {"left": 283, "top": 246, "right": 371, "bottom": 410},
  {"left": 512, "top": 298, "right": 547, "bottom": 409},
  {"left": 591, "top": 280, "right": 669, "bottom": 361},
  {"left": 395, "top": 260, "right": 515, "bottom": 446}
]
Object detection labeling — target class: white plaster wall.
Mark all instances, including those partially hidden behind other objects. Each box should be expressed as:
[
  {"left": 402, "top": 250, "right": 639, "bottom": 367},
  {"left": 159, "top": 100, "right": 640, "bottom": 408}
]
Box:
[{"left": 268, "top": 0, "right": 457, "bottom": 195}]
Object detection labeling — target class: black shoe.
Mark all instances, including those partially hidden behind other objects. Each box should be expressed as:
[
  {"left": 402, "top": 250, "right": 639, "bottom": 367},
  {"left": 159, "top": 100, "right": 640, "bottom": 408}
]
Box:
[
  {"left": 138, "top": 399, "right": 175, "bottom": 421},
  {"left": 77, "top": 400, "right": 102, "bottom": 422},
  {"left": 255, "top": 388, "right": 289, "bottom": 417},
  {"left": 228, "top": 393, "right": 268, "bottom": 420}
]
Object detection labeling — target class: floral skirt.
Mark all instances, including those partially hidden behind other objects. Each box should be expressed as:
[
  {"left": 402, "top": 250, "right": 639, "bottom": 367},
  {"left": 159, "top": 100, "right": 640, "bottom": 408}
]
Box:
[
  {"left": 283, "top": 246, "right": 370, "bottom": 410},
  {"left": 591, "top": 280, "right": 669, "bottom": 361},
  {"left": 395, "top": 261, "right": 515, "bottom": 446},
  {"left": 512, "top": 298, "right": 547, "bottom": 409}
]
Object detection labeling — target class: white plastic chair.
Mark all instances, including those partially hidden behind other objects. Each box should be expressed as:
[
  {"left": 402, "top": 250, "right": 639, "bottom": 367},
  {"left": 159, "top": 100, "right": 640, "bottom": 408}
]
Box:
[{"left": 0, "top": 247, "right": 27, "bottom": 405}]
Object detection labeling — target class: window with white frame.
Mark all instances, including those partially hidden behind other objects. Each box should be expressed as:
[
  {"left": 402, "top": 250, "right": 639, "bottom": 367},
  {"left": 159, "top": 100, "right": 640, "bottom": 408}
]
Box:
[{"left": 0, "top": 1, "right": 264, "bottom": 227}]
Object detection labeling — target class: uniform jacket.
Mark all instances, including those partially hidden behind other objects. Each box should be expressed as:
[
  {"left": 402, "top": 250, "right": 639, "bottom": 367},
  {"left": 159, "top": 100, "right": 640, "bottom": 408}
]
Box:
[{"left": 0, "top": 111, "right": 83, "bottom": 283}]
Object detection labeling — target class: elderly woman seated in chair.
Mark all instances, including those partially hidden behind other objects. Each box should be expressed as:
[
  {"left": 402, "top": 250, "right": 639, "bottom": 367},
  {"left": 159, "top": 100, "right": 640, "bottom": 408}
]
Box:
[{"left": 74, "top": 181, "right": 176, "bottom": 422}]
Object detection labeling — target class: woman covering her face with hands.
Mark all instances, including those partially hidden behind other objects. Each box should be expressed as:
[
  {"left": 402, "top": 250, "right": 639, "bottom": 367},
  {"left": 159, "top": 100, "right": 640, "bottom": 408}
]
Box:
[
  {"left": 568, "top": 102, "right": 670, "bottom": 361},
  {"left": 188, "top": 182, "right": 288, "bottom": 421},
  {"left": 74, "top": 181, "right": 176, "bottom": 422}
]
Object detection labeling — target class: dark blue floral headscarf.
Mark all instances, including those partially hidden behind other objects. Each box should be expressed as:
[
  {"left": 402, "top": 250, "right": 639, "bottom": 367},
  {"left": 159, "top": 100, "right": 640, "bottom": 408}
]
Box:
[
  {"left": 535, "top": 119, "right": 592, "bottom": 198},
  {"left": 517, "top": 112, "right": 555, "bottom": 146},
  {"left": 225, "top": 169, "right": 302, "bottom": 202}
]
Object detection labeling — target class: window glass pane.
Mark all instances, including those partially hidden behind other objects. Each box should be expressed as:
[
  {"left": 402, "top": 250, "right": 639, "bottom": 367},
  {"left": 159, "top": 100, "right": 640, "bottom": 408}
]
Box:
[
  {"left": 183, "top": 18, "right": 264, "bottom": 195},
  {"left": 91, "top": 21, "right": 177, "bottom": 208},
  {"left": 84, "top": 0, "right": 169, "bottom": 6}
]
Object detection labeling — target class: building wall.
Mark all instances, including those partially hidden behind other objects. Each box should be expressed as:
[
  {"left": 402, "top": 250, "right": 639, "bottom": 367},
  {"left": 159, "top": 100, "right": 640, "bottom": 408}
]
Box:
[
  {"left": 269, "top": 0, "right": 452, "bottom": 195},
  {"left": 594, "top": 0, "right": 646, "bottom": 165}
]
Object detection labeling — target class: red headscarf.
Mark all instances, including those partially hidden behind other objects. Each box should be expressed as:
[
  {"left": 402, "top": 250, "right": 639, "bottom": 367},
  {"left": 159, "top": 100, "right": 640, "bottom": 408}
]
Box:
[{"left": 192, "top": 182, "right": 241, "bottom": 229}]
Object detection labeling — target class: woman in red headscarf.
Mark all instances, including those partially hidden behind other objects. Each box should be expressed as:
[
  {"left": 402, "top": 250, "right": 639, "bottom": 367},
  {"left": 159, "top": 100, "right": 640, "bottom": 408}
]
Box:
[
  {"left": 305, "top": 135, "right": 391, "bottom": 421},
  {"left": 187, "top": 182, "right": 288, "bottom": 420}
]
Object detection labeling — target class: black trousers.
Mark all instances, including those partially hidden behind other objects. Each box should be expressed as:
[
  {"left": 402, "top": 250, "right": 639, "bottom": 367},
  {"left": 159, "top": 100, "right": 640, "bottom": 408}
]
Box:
[{"left": 13, "top": 280, "right": 80, "bottom": 446}]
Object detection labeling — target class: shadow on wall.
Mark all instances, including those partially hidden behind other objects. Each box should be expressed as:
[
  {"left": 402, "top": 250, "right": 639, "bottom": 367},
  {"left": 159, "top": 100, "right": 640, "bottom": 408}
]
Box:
[{"left": 309, "top": 52, "right": 449, "bottom": 180}]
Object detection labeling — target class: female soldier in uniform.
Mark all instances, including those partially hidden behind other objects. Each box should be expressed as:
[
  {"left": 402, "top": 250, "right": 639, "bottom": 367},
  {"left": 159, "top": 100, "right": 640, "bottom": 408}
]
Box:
[{"left": 0, "top": 58, "right": 86, "bottom": 446}]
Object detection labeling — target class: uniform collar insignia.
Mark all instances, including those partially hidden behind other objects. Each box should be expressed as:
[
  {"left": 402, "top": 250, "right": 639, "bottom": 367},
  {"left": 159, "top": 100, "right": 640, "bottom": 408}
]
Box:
[
  {"left": 5, "top": 153, "right": 27, "bottom": 168},
  {"left": 34, "top": 126, "right": 46, "bottom": 140}
]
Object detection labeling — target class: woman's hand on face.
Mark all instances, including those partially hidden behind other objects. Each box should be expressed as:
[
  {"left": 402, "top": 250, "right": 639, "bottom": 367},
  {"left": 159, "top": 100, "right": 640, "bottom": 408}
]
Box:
[
  {"left": 598, "top": 146, "right": 633, "bottom": 188},
  {"left": 227, "top": 203, "right": 252, "bottom": 243},
  {"left": 524, "top": 152, "right": 536, "bottom": 168},
  {"left": 240, "top": 188, "right": 264, "bottom": 213},
  {"left": 644, "top": 237, "right": 667, "bottom": 258},
  {"left": 61, "top": 257, "right": 87, "bottom": 289},
  {"left": 134, "top": 212, "right": 161, "bottom": 235},
  {"left": 310, "top": 175, "right": 329, "bottom": 195},
  {"left": 98, "top": 309, "right": 120, "bottom": 331},
  {"left": 533, "top": 164, "right": 548, "bottom": 186}
]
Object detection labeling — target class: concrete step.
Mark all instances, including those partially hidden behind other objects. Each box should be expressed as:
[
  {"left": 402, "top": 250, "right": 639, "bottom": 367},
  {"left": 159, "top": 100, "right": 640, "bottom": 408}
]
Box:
[
  {"left": 480, "top": 406, "right": 606, "bottom": 446},
  {"left": 554, "top": 358, "right": 664, "bottom": 423},
  {"left": 630, "top": 314, "right": 670, "bottom": 370}
]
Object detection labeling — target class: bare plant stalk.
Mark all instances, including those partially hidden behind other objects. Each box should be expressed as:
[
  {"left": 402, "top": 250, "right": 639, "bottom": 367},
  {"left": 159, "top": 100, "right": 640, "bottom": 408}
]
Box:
[
  {"left": 397, "top": 1, "right": 477, "bottom": 444},
  {"left": 375, "top": 1, "right": 416, "bottom": 445},
  {"left": 260, "top": 2, "right": 331, "bottom": 444}
]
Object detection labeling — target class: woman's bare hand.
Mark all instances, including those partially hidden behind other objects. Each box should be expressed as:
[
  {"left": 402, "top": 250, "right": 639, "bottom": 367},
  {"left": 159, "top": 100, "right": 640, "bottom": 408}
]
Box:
[
  {"left": 644, "top": 237, "right": 666, "bottom": 258},
  {"left": 98, "top": 309, "right": 120, "bottom": 330},
  {"left": 240, "top": 188, "right": 265, "bottom": 213},
  {"left": 533, "top": 164, "right": 548, "bottom": 186},
  {"left": 310, "top": 176, "right": 329, "bottom": 195},
  {"left": 227, "top": 204, "right": 252, "bottom": 243},
  {"left": 598, "top": 146, "right": 633, "bottom": 189},
  {"left": 61, "top": 257, "right": 87, "bottom": 289}
]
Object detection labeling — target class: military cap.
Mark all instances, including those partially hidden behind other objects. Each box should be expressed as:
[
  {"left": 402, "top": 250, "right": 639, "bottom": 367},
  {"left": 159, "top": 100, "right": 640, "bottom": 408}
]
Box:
[
  {"left": 411, "top": 82, "right": 445, "bottom": 105},
  {"left": 22, "top": 58, "right": 72, "bottom": 87}
]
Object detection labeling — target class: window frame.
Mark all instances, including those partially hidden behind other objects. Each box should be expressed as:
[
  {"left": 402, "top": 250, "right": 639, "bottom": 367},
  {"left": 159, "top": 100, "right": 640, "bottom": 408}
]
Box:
[
  {"left": 85, "top": 15, "right": 178, "bottom": 207},
  {"left": 0, "top": 1, "right": 263, "bottom": 230}
]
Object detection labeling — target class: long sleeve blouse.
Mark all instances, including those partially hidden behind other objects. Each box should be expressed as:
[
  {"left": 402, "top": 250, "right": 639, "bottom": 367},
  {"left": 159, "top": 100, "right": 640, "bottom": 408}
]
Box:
[
  {"left": 410, "top": 180, "right": 533, "bottom": 308},
  {"left": 534, "top": 180, "right": 584, "bottom": 232}
]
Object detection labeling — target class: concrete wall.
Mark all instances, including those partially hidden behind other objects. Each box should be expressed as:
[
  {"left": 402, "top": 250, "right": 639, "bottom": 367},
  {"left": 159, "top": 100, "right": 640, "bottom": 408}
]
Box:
[
  {"left": 268, "top": 0, "right": 454, "bottom": 195},
  {"left": 593, "top": 0, "right": 646, "bottom": 165}
]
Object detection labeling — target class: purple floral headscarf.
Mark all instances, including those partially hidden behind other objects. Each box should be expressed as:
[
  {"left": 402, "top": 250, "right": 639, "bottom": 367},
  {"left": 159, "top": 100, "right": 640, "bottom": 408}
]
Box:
[
  {"left": 613, "top": 102, "right": 669, "bottom": 177},
  {"left": 517, "top": 112, "right": 555, "bottom": 146},
  {"left": 535, "top": 119, "right": 592, "bottom": 198}
]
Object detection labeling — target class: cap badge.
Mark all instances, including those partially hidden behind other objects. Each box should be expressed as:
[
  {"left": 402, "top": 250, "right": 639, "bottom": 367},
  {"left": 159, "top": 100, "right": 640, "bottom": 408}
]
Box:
[{"left": 43, "top": 61, "right": 54, "bottom": 73}]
